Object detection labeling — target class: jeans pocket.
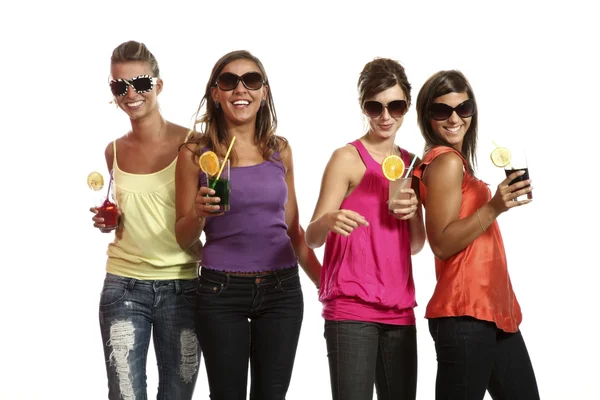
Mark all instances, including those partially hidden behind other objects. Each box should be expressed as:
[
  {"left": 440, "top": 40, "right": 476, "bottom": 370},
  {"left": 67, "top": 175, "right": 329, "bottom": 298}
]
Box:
[
  {"left": 197, "top": 276, "right": 227, "bottom": 295},
  {"left": 99, "top": 282, "right": 129, "bottom": 307},
  {"left": 181, "top": 279, "right": 198, "bottom": 307}
]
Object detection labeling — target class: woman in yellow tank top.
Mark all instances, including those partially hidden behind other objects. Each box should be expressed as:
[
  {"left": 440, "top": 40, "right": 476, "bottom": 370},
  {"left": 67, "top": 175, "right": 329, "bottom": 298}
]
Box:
[{"left": 89, "top": 41, "right": 201, "bottom": 400}]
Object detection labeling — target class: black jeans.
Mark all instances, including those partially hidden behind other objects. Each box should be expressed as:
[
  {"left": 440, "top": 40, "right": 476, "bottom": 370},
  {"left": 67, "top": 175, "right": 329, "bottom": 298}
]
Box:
[
  {"left": 324, "top": 320, "right": 417, "bottom": 400},
  {"left": 429, "top": 317, "right": 540, "bottom": 400},
  {"left": 196, "top": 266, "right": 304, "bottom": 400}
]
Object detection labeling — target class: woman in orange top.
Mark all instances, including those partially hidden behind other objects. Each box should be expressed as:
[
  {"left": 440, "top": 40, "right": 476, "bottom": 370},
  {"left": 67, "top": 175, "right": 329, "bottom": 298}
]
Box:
[{"left": 413, "top": 70, "right": 540, "bottom": 400}]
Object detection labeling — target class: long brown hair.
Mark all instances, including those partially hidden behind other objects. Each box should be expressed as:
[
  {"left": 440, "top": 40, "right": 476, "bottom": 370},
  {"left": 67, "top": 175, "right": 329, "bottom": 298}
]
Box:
[
  {"left": 416, "top": 70, "right": 478, "bottom": 175},
  {"left": 186, "top": 50, "right": 286, "bottom": 162}
]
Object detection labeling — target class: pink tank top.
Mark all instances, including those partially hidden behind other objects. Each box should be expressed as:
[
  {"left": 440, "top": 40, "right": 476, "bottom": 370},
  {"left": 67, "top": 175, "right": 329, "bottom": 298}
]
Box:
[{"left": 319, "top": 139, "right": 417, "bottom": 325}]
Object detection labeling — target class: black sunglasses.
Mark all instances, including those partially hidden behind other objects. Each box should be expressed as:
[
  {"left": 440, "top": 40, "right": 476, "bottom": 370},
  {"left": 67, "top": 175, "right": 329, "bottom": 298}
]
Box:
[
  {"left": 363, "top": 100, "right": 408, "bottom": 118},
  {"left": 109, "top": 75, "right": 157, "bottom": 97},
  {"left": 215, "top": 72, "right": 265, "bottom": 91},
  {"left": 429, "top": 99, "right": 476, "bottom": 121}
]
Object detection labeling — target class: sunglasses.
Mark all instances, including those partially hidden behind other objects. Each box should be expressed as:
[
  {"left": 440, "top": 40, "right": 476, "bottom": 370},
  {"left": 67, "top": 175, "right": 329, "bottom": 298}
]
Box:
[
  {"left": 363, "top": 100, "right": 408, "bottom": 118},
  {"left": 109, "top": 75, "right": 157, "bottom": 97},
  {"left": 429, "top": 99, "right": 476, "bottom": 121},
  {"left": 215, "top": 72, "right": 265, "bottom": 91}
]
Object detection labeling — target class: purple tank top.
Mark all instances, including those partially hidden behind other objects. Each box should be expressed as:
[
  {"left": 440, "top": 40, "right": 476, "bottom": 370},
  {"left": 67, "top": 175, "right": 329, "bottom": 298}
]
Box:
[{"left": 199, "top": 152, "right": 298, "bottom": 272}]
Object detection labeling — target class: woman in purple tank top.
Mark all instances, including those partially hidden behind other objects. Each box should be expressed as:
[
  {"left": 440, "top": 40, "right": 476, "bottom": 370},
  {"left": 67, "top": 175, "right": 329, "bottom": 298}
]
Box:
[
  {"left": 305, "top": 58, "right": 426, "bottom": 400},
  {"left": 174, "top": 50, "right": 322, "bottom": 400}
]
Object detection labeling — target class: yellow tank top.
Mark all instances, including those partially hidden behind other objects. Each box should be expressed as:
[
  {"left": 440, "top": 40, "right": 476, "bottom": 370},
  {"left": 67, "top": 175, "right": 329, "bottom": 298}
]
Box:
[{"left": 106, "top": 139, "right": 199, "bottom": 280}]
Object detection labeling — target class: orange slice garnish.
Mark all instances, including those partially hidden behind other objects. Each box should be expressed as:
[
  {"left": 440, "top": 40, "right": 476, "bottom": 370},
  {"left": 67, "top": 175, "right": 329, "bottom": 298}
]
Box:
[
  {"left": 199, "top": 151, "right": 220, "bottom": 176},
  {"left": 382, "top": 155, "right": 405, "bottom": 181}
]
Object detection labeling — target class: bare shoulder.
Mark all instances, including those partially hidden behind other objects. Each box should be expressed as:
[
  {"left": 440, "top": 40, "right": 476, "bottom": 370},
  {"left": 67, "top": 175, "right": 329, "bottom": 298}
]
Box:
[
  {"left": 275, "top": 136, "right": 293, "bottom": 172},
  {"left": 178, "top": 141, "right": 200, "bottom": 164},
  {"left": 104, "top": 139, "right": 117, "bottom": 171},
  {"left": 104, "top": 141, "right": 114, "bottom": 160},
  {"left": 331, "top": 143, "right": 360, "bottom": 166},
  {"left": 424, "top": 151, "right": 464, "bottom": 185},
  {"left": 430, "top": 151, "right": 463, "bottom": 170},
  {"left": 168, "top": 121, "right": 193, "bottom": 142},
  {"left": 277, "top": 136, "right": 291, "bottom": 156}
]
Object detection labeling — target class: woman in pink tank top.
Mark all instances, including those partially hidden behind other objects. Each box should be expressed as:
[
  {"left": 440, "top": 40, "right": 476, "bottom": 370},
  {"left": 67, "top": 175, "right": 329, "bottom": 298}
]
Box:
[{"left": 306, "top": 58, "right": 426, "bottom": 400}]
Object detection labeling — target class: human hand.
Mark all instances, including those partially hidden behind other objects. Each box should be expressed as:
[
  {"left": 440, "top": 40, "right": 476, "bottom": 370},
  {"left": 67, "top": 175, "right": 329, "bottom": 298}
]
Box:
[
  {"left": 490, "top": 170, "right": 533, "bottom": 214},
  {"left": 388, "top": 188, "right": 419, "bottom": 220},
  {"left": 192, "top": 186, "right": 224, "bottom": 218},
  {"left": 324, "top": 209, "right": 368, "bottom": 236},
  {"left": 90, "top": 207, "right": 122, "bottom": 237}
]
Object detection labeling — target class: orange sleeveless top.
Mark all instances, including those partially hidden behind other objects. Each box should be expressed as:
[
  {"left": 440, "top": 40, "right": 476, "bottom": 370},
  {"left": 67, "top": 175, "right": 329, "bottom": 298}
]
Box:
[{"left": 413, "top": 146, "right": 522, "bottom": 332}]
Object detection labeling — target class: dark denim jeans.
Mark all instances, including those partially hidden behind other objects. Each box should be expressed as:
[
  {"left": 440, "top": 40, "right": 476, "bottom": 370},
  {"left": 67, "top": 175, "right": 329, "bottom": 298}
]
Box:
[
  {"left": 196, "top": 266, "right": 304, "bottom": 400},
  {"left": 429, "top": 316, "right": 540, "bottom": 400},
  {"left": 324, "top": 320, "right": 418, "bottom": 400},
  {"left": 99, "top": 273, "right": 201, "bottom": 400}
]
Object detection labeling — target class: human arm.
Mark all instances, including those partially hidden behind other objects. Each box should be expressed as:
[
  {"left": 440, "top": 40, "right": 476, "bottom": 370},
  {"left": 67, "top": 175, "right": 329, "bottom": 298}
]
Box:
[
  {"left": 305, "top": 146, "right": 369, "bottom": 249},
  {"left": 281, "top": 143, "right": 322, "bottom": 286},
  {"left": 90, "top": 141, "right": 122, "bottom": 235},
  {"left": 174, "top": 144, "right": 222, "bottom": 250},
  {"left": 423, "top": 152, "right": 532, "bottom": 260}
]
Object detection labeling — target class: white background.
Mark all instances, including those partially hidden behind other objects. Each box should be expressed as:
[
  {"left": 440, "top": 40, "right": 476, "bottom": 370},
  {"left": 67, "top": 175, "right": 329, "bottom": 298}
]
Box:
[{"left": 1, "top": 0, "right": 598, "bottom": 399}]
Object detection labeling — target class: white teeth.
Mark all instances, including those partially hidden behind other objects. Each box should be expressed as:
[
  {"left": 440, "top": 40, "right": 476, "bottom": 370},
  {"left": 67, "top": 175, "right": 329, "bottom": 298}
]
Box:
[
  {"left": 127, "top": 100, "right": 143, "bottom": 108},
  {"left": 446, "top": 126, "right": 460, "bottom": 132},
  {"left": 233, "top": 100, "right": 250, "bottom": 105}
]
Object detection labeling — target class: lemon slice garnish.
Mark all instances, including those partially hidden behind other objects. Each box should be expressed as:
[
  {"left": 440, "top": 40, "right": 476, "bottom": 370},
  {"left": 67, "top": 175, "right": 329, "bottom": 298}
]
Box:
[
  {"left": 490, "top": 147, "right": 512, "bottom": 167},
  {"left": 87, "top": 171, "right": 104, "bottom": 191}
]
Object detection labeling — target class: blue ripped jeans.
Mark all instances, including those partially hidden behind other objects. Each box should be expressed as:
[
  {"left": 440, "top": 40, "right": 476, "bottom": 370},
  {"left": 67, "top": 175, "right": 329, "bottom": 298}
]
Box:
[{"left": 99, "top": 273, "right": 201, "bottom": 400}]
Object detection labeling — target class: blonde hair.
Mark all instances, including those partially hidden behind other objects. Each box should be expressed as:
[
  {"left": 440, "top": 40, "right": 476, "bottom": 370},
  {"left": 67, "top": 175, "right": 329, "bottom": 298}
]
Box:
[{"left": 110, "top": 40, "right": 160, "bottom": 77}]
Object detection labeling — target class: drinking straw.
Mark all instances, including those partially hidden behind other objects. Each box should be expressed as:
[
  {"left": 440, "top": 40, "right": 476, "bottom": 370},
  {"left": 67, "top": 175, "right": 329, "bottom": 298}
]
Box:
[
  {"left": 403, "top": 154, "right": 418, "bottom": 178},
  {"left": 392, "top": 154, "right": 419, "bottom": 199},
  {"left": 211, "top": 136, "right": 236, "bottom": 189},
  {"left": 106, "top": 170, "right": 114, "bottom": 199}
]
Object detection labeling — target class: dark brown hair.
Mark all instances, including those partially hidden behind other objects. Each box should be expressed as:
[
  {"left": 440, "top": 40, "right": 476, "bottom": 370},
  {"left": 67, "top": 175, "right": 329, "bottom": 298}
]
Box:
[
  {"left": 416, "top": 70, "right": 478, "bottom": 175},
  {"left": 358, "top": 58, "right": 412, "bottom": 107}
]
